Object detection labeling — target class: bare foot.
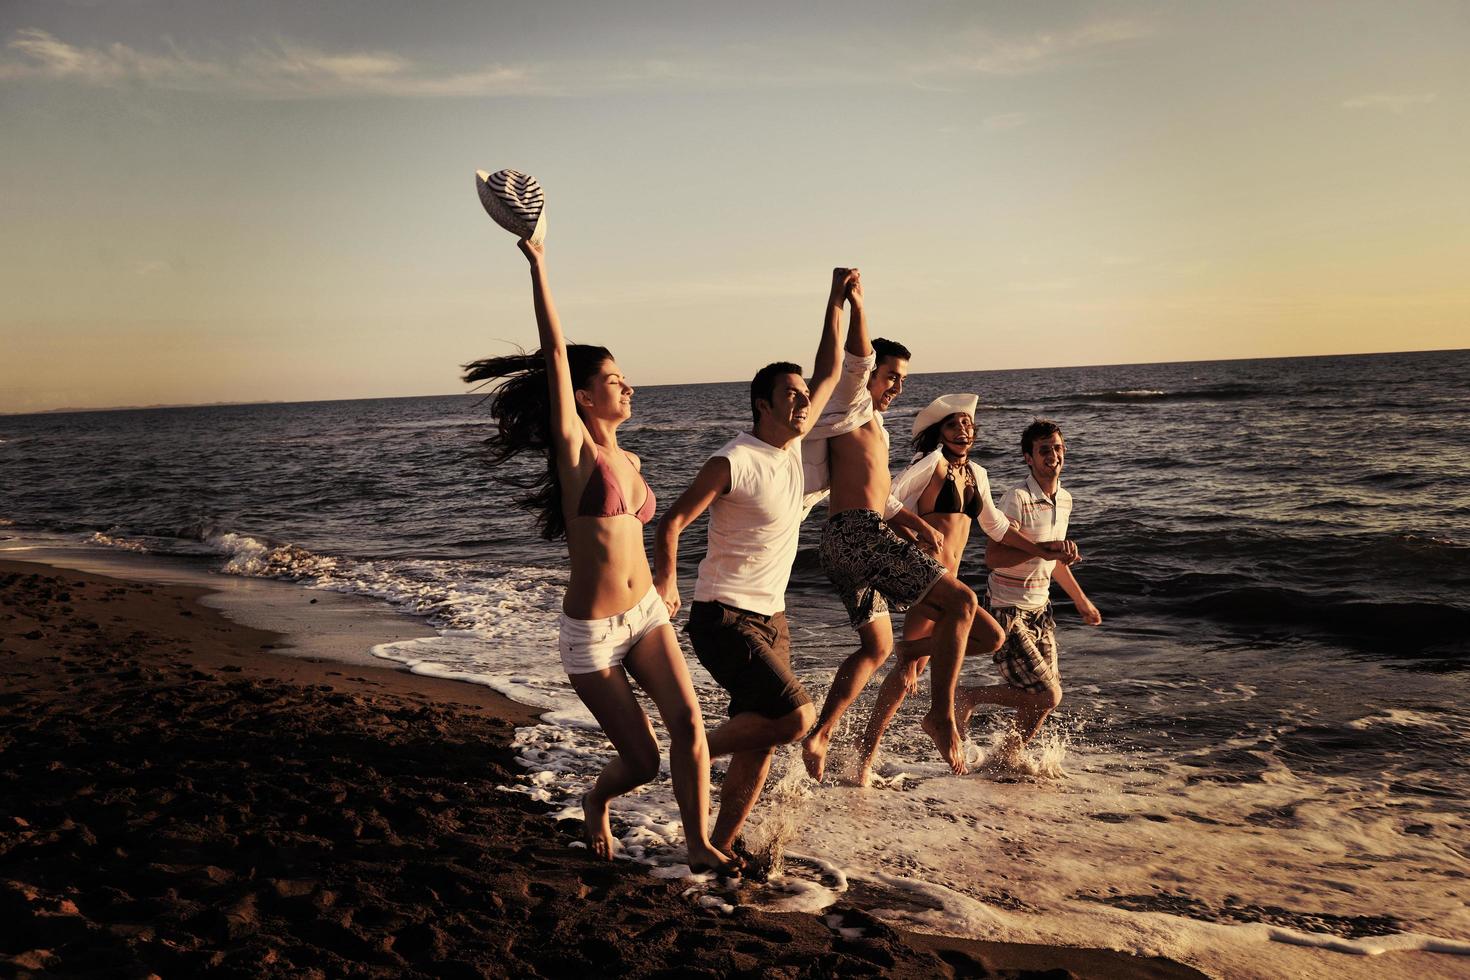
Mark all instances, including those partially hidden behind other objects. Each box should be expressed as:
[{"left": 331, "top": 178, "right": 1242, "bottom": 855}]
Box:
[
  {"left": 921, "top": 711, "right": 968, "bottom": 775},
  {"left": 725, "top": 837, "right": 773, "bottom": 882},
  {"left": 801, "top": 728, "right": 831, "bottom": 782},
  {"left": 581, "top": 791, "right": 613, "bottom": 861},
  {"left": 838, "top": 746, "right": 878, "bottom": 787},
  {"left": 979, "top": 729, "right": 1028, "bottom": 773},
  {"left": 688, "top": 841, "right": 740, "bottom": 878},
  {"left": 838, "top": 760, "right": 874, "bottom": 788},
  {"left": 955, "top": 687, "right": 977, "bottom": 733}
]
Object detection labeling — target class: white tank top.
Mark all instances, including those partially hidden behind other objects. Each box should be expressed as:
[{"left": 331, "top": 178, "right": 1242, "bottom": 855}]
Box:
[{"left": 694, "top": 431, "right": 804, "bottom": 616}]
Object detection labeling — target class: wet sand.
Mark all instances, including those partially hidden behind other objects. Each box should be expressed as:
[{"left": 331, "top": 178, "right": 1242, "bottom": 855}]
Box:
[{"left": 0, "top": 558, "right": 1204, "bottom": 978}]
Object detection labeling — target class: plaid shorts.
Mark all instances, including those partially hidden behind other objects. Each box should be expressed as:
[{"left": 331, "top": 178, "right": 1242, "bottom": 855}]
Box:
[{"left": 991, "top": 603, "right": 1059, "bottom": 694}]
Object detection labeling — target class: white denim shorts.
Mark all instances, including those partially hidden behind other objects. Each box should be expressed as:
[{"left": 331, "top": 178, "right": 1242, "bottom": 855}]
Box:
[{"left": 558, "top": 585, "right": 671, "bottom": 675}]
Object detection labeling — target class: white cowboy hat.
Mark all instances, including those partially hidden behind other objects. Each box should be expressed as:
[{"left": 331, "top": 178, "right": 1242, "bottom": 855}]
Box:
[
  {"left": 911, "top": 393, "right": 979, "bottom": 438},
  {"left": 475, "top": 168, "right": 547, "bottom": 245}
]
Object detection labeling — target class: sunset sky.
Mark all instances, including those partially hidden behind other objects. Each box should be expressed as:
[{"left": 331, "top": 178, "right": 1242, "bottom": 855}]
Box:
[{"left": 2, "top": 1, "right": 1466, "bottom": 413}]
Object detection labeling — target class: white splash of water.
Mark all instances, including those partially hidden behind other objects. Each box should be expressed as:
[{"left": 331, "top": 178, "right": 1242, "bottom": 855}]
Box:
[{"left": 86, "top": 532, "right": 150, "bottom": 553}]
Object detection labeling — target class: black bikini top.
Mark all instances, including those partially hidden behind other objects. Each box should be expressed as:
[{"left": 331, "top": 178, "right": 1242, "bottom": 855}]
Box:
[{"left": 925, "top": 458, "right": 980, "bottom": 519}]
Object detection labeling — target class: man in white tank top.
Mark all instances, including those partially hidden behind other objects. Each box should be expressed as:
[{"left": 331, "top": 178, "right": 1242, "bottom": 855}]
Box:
[{"left": 655, "top": 268, "right": 859, "bottom": 863}]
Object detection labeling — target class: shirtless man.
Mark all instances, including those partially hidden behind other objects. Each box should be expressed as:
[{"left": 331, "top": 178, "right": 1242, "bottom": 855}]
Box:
[
  {"left": 799, "top": 290, "right": 984, "bottom": 778},
  {"left": 654, "top": 268, "right": 853, "bottom": 858}
]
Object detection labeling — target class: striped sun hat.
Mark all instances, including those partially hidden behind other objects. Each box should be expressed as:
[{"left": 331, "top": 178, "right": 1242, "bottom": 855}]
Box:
[{"left": 475, "top": 168, "right": 547, "bottom": 245}]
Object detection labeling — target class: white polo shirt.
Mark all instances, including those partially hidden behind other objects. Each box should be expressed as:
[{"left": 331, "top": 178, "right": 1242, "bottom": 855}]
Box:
[
  {"left": 694, "top": 431, "right": 805, "bottom": 616},
  {"left": 986, "top": 475, "right": 1073, "bottom": 611}
]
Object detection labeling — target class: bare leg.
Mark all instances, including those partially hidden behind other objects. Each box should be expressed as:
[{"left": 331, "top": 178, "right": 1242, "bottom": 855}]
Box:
[
  {"left": 954, "top": 682, "right": 986, "bottom": 732},
  {"left": 1016, "top": 697, "right": 1059, "bottom": 744},
  {"left": 848, "top": 654, "right": 930, "bottom": 786},
  {"left": 711, "top": 748, "right": 775, "bottom": 852},
  {"left": 621, "top": 625, "right": 732, "bottom": 871},
  {"left": 706, "top": 703, "right": 812, "bottom": 759},
  {"left": 850, "top": 607, "right": 936, "bottom": 786},
  {"left": 958, "top": 682, "right": 1061, "bottom": 745},
  {"left": 701, "top": 704, "right": 810, "bottom": 853},
  {"left": 568, "top": 667, "right": 664, "bottom": 860},
  {"left": 802, "top": 617, "right": 893, "bottom": 781},
  {"left": 899, "top": 606, "right": 1005, "bottom": 663},
  {"left": 911, "top": 576, "right": 979, "bottom": 774}
]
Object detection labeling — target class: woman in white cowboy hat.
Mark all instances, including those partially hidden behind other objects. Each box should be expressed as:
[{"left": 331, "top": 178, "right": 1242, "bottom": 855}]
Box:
[{"left": 848, "top": 393, "right": 1071, "bottom": 785}]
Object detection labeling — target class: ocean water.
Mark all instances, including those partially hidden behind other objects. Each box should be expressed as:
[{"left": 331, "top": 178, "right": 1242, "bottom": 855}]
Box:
[{"left": 3, "top": 349, "right": 1468, "bottom": 976}]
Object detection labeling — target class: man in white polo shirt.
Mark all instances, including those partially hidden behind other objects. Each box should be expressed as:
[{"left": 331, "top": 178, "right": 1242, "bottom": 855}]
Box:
[
  {"left": 654, "top": 268, "right": 856, "bottom": 860},
  {"left": 957, "top": 419, "right": 1102, "bottom": 749}
]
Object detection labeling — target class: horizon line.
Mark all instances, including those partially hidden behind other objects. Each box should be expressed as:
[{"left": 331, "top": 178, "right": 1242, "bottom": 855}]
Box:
[{"left": 3, "top": 345, "right": 1463, "bottom": 419}]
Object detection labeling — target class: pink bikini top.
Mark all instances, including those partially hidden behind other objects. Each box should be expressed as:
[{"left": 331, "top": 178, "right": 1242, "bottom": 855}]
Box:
[{"left": 576, "top": 449, "right": 656, "bottom": 524}]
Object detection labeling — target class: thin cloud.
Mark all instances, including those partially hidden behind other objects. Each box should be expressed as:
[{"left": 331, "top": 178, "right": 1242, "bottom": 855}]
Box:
[
  {"left": 981, "top": 112, "right": 1028, "bottom": 132},
  {"left": 0, "top": 28, "right": 871, "bottom": 98},
  {"left": 3, "top": 20, "right": 1156, "bottom": 100},
  {"left": 0, "top": 29, "right": 536, "bottom": 98},
  {"left": 1341, "top": 92, "right": 1437, "bottom": 113},
  {"left": 938, "top": 112, "right": 1027, "bottom": 136},
  {"left": 134, "top": 259, "right": 173, "bottom": 277},
  {"left": 598, "top": 274, "right": 817, "bottom": 307},
  {"left": 0, "top": 26, "right": 864, "bottom": 97},
  {"left": 915, "top": 20, "right": 1155, "bottom": 78},
  {"left": 1008, "top": 278, "right": 1080, "bottom": 293},
  {"left": 908, "top": 77, "right": 962, "bottom": 93}
]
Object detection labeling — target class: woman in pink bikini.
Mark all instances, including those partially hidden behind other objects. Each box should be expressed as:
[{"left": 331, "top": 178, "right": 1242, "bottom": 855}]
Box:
[{"left": 464, "top": 239, "right": 734, "bottom": 875}]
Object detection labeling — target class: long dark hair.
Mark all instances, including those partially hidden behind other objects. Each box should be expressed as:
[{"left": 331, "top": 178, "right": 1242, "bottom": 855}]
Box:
[
  {"left": 912, "top": 413, "right": 975, "bottom": 458},
  {"left": 463, "top": 344, "right": 613, "bottom": 541}
]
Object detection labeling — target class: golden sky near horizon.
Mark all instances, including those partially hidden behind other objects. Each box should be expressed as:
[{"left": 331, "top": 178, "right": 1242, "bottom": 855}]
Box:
[{"left": 1, "top": 1, "right": 1467, "bottom": 414}]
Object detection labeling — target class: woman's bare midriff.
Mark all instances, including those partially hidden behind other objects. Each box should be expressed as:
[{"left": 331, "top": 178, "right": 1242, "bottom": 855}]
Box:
[
  {"left": 920, "top": 512, "right": 972, "bottom": 575},
  {"left": 562, "top": 516, "right": 654, "bottom": 619}
]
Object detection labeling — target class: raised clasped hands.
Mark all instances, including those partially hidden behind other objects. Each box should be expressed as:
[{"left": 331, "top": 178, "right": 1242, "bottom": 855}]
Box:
[{"left": 830, "top": 267, "right": 862, "bottom": 306}]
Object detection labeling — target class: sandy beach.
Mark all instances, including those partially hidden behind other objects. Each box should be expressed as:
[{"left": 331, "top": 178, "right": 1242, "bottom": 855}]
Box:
[
  {"left": 6, "top": 0, "right": 1469, "bottom": 972},
  {"left": 0, "top": 557, "right": 1207, "bottom": 978}
]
